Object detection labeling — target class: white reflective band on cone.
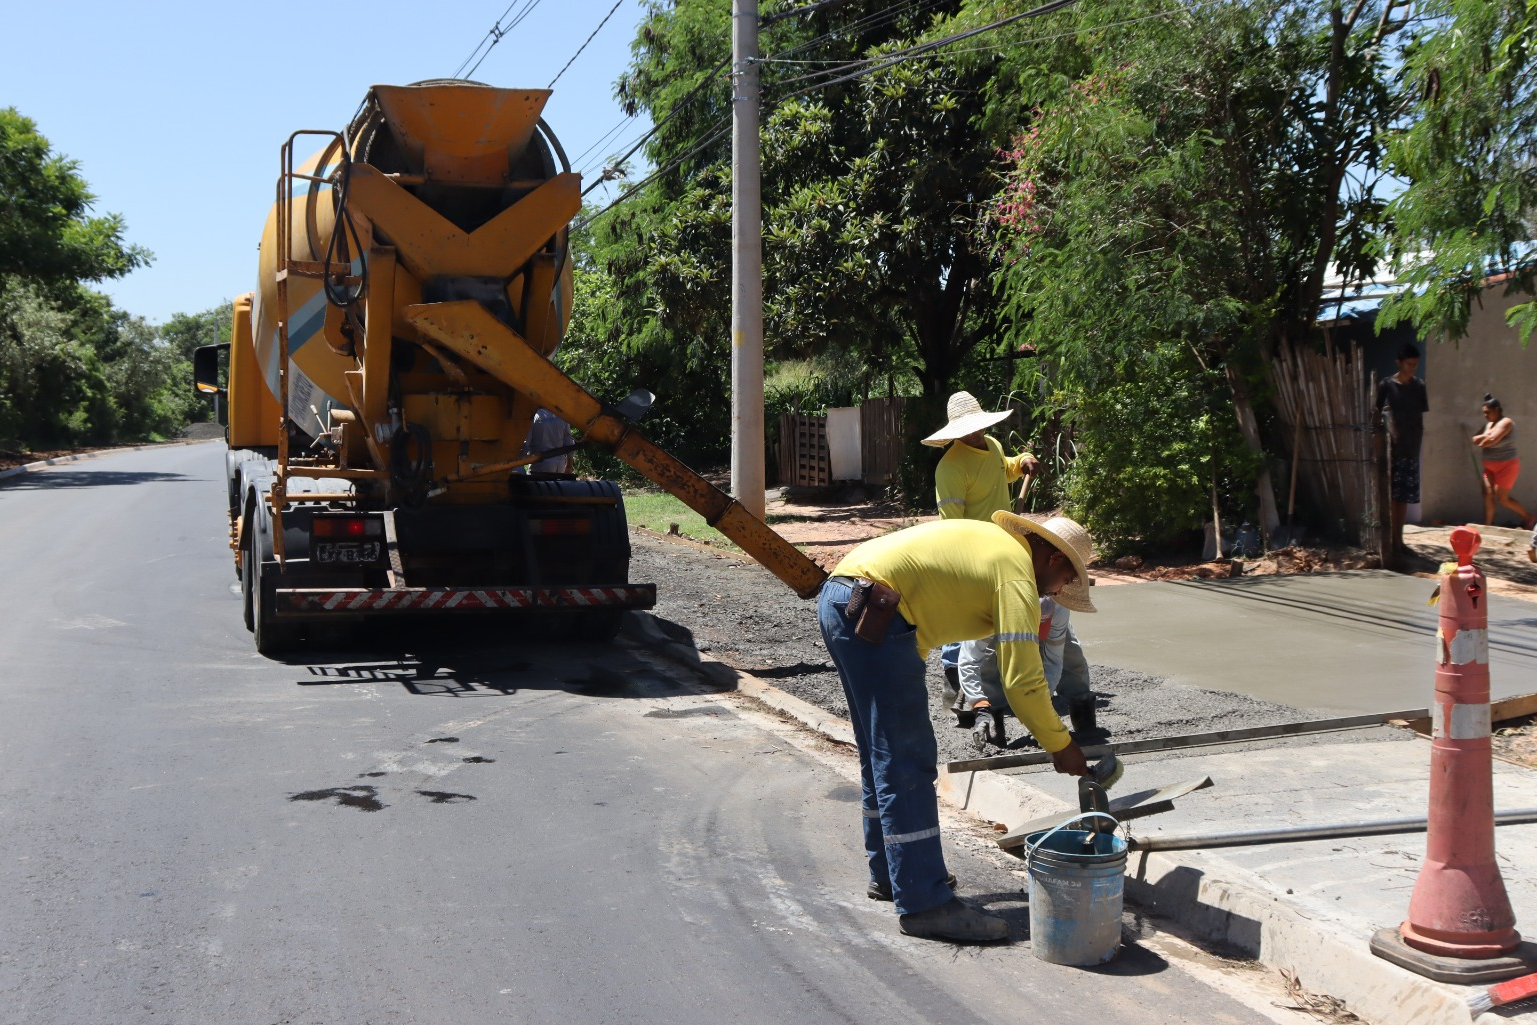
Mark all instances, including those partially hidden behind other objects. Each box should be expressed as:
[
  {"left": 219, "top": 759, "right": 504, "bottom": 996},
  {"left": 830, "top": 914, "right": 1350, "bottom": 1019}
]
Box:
[
  {"left": 1449, "top": 627, "right": 1489, "bottom": 665},
  {"left": 1432, "top": 702, "right": 1491, "bottom": 740}
]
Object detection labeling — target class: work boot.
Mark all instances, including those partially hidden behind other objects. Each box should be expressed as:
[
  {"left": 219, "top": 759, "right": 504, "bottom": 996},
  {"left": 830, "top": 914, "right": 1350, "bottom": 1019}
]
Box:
[
  {"left": 953, "top": 695, "right": 978, "bottom": 728},
  {"left": 941, "top": 664, "right": 960, "bottom": 710},
  {"left": 867, "top": 872, "right": 957, "bottom": 902},
  {"left": 899, "top": 897, "right": 1009, "bottom": 943},
  {"left": 972, "top": 706, "right": 1007, "bottom": 751},
  {"left": 1069, "top": 695, "right": 1098, "bottom": 736}
]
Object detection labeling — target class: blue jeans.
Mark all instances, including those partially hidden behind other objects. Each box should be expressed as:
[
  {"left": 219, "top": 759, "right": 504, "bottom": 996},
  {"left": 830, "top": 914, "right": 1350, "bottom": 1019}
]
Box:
[{"left": 818, "top": 578, "right": 951, "bottom": 915}]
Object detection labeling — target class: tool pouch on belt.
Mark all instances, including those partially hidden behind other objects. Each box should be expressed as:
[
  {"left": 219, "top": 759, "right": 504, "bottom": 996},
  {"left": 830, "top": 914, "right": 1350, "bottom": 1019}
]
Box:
[{"left": 846, "top": 578, "right": 902, "bottom": 643}]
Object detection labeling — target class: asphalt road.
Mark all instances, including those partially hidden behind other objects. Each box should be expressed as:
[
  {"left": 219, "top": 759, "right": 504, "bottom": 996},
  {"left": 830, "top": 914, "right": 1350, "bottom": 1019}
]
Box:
[{"left": 0, "top": 443, "right": 1298, "bottom": 1025}]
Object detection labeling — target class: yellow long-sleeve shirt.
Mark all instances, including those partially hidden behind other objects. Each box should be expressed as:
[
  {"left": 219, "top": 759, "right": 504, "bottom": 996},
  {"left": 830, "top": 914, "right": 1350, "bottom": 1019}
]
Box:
[
  {"left": 832, "top": 519, "right": 1070, "bottom": 753},
  {"left": 935, "top": 436, "right": 1027, "bottom": 521}
]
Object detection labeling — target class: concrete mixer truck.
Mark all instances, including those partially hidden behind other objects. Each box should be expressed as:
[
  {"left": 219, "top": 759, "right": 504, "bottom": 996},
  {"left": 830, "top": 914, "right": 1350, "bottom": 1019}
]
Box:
[{"left": 195, "top": 81, "right": 825, "bottom": 653}]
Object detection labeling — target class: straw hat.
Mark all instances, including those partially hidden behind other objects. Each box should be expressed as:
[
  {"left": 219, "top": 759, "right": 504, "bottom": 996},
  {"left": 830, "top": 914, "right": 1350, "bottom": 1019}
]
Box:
[
  {"left": 991, "top": 511, "right": 1097, "bottom": 613},
  {"left": 922, "top": 391, "right": 1013, "bottom": 447}
]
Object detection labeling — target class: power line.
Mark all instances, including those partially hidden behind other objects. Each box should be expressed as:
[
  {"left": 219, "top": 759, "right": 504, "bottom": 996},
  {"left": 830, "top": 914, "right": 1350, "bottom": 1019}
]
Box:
[
  {"left": 764, "top": 0, "right": 951, "bottom": 63},
  {"left": 760, "top": 0, "right": 1226, "bottom": 70},
  {"left": 760, "top": 0, "right": 856, "bottom": 27},
  {"left": 573, "top": 114, "right": 638, "bottom": 172},
  {"left": 575, "top": 119, "right": 733, "bottom": 231},
  {"left": 550, "top": 0, "right": 626, "bottom": 89},
  {"left": 776, "top": 0, "right": 1080, "bottom": 94},
  {"left": 581, "top": 0, "right": 1218, "bottom": 228},
  {"left": 454, "top": 0, "right": 545, "bottom": 80},
  {"left": 578, "top": 53, "right": 734, "bottom": 197}
]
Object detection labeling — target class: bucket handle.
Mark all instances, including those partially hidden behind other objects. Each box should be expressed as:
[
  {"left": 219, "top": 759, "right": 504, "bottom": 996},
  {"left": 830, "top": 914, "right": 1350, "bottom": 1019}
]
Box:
[{"left": 1024, "top": 811, "right": 1121, "bottom": 871}]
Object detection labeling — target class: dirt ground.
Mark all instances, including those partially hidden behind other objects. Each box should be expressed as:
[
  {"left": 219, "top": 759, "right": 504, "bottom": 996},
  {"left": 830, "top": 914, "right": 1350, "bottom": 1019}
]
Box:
[
  {"left": 767, "top": 487, "right": 1537, "bottom": 594},
  {"left": 0, "top": 446, "right": 78, "bottom": 471},
  {"left": 644, "top": 487, "right": 1537, "bottom": 768},
  {"left": 629, "top": 527, "right": 1338, "bottom": 770}
]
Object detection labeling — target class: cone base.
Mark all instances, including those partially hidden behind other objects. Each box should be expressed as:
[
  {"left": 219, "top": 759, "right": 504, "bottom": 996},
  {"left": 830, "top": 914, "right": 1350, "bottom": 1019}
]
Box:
[{"left": 1370, "top": 927, "right": 1532, "bottom": 984}]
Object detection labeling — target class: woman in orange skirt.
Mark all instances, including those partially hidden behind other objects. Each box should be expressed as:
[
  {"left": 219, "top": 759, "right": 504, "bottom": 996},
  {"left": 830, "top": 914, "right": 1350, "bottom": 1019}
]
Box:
[{"left": 1473, "top": 394, "right": 1534, "bottom": 529}]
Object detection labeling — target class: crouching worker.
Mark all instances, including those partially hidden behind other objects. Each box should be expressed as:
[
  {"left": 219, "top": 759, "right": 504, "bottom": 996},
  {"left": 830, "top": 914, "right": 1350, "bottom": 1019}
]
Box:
[{"left": 817, "top": 511, "right": 1097, "bottom": 943}]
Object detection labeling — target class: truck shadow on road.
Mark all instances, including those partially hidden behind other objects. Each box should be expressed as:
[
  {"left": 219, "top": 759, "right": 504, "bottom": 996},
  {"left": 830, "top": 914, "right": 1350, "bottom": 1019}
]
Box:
[{"left": 287, "top": 619, "right": 729, "bottom": 700}]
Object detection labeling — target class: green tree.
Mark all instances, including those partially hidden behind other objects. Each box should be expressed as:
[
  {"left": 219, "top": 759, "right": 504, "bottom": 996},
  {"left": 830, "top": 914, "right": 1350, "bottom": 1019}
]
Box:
[
  {"left": 0, "top": 109, "right": 158, "bottom": 451},
  {"left": 0, "top": 108, "right": 150, "bottom": 285},
  {"left": 989, "top": 0, "right": 1407, "bottom": 546},
  {"left": 159, "top": 303, "right": 233, "bottom": 422},
  {"left": 597, "top": 2, "right": 1014, "bottom": 467},
  {"left": 0, "top": 279, "right": 112, "bottom": 447},
  {"left": 1378, "top": 0, "right": 1537, "bottom": 343}
]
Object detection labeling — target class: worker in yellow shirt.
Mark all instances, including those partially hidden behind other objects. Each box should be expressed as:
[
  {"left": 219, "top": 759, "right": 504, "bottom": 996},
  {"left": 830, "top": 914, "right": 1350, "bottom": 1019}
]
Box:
[
  {"left": 818, "top": 511, "right": 1095, "bottom": 943},
  {"left": 925, "top": 391, "right": 1042, "bottom": 748}
]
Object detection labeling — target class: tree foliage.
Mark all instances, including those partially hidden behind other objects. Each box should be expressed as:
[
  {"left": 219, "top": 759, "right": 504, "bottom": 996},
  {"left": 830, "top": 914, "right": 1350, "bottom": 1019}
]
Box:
[
  {"left": 1379, "top": 0, "right": 1537, "bottom": 343},
  {"left": 0, "top": 108, "right": 206, "bottom": 453},
  {"left": 0, "top": 108, "right": 150, "bottom": 285},
  {"left": 987, "top": 0, "right": 1407, "bottom": 545}
]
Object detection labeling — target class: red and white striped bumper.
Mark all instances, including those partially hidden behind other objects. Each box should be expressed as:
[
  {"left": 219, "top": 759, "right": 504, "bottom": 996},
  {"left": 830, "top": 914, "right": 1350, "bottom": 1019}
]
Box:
[{"left": 276, "top": 584, "right": 657, "bottom": 615}]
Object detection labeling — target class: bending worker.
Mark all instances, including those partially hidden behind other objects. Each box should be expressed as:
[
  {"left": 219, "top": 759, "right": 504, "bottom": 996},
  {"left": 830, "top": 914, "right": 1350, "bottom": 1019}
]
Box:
[
  {"left": 925, "top": 391, "right": 1041, "bottom": 747},
  {"left": 817, "top": 511, "right": 1097, "bottom": 943},
  {"left": 1040, "top": 594, "right": 1099, "bottom": 735}
]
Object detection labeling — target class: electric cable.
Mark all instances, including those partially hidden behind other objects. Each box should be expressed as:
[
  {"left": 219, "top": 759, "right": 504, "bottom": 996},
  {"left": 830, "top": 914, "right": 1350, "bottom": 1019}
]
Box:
[
  {"left": 550, "top": 0, "right": 626, "bottom": 88},
  {"left": 761, "top": 0, "right": 1226, "bottom": 70},
  {"left": 454, "top": 0, "right": 545, "bottom": 80},
  {"left": 764, "top": 0, "right": 950, "bottom": 62},
  {"left": 575, "top": 118, "right": 732, "bottom": 231},
  {"left": 578, "top": 53, "right": 734, "bottom": 197},
  {"left": 575, "top": 0, "right": 1216, "bottom": 229},
  {"left": 774, "top": 0, "right": 1081, "bottom": 94},
  {"left": 573, "top": 115, "right": 636, "bottom": 170}
]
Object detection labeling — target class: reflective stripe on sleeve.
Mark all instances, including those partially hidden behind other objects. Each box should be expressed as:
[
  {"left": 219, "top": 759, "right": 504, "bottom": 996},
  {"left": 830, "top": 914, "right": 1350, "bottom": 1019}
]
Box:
[
  {"left": 862, "top": 807, "right": 880, "bottom": 819},
  {"left": 994, "top": 631, "right": 1039, "bottom": 644}
]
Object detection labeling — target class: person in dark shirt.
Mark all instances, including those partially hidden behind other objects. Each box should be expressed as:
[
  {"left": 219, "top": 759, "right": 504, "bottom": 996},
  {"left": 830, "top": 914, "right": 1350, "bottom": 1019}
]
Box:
[{"left": 1374, "top": 343, "right": 1429, "bottom": 557}]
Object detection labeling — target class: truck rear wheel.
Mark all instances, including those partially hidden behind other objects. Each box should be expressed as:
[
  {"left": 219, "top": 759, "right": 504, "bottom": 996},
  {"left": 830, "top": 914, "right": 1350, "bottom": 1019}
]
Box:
[
  {"left": 253, "top": 550, "right": 302, "bottom": 656},
  {"left": 241, "top": 531, "right": 256, "bottom": 633}
]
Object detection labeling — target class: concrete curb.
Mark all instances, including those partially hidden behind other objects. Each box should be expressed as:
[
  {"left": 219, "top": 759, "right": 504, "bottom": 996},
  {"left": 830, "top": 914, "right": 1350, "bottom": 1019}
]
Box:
[
  {"left": 0, "top": 438, "right": 213, "bottom": 483},
  {"left": 623, "top": 608, "right": 1501, "bottom": 1025}
]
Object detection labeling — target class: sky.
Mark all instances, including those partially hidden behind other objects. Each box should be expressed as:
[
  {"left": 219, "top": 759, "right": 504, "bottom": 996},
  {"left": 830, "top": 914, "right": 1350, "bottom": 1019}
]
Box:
[{"left": 1, "top": 0, "right": 656, "bottom": 327}]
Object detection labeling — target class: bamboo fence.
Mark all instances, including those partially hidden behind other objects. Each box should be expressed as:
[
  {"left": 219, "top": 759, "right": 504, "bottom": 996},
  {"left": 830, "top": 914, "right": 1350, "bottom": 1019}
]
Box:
[{"left": 1270, "top": 337, "right": 1383, "bottom": 546}]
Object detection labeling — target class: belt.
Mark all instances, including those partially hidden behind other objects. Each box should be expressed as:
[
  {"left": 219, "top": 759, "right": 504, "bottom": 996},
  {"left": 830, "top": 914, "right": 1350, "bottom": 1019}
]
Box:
[{"left": 828, "top": 575, "right": 856, "bottom": 587}]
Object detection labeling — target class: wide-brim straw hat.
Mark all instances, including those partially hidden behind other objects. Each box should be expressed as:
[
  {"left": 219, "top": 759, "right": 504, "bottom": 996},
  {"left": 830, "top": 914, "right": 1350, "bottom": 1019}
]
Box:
[
  {"left": 922, "top": 391, "right": 1013, "bottom": 447},
  {"left": 991, "top": 511, "right": 1097, "bottom": 613}
]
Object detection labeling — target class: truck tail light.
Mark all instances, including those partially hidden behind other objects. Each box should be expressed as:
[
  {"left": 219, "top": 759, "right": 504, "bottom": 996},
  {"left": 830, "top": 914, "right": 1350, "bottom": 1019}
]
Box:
[{"left": 312, "top": 516, "right": 384, "bottom": 538}]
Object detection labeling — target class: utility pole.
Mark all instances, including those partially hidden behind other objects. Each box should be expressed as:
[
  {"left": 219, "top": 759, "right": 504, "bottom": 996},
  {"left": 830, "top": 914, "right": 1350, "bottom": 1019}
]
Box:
[{"left": 730, "top": 0, "right": 765, "bottom": 520}]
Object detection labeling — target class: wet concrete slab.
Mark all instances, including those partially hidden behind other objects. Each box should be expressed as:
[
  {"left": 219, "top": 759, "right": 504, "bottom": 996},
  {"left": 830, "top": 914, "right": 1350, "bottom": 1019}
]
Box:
[{"left": 1084, "top": 571, "right": 1537, "bottom": 714}]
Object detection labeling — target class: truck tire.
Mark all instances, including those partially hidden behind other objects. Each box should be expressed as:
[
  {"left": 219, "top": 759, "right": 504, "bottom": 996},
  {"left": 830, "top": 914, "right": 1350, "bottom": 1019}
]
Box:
[
  {"left": 241, "top": 524, "right": 256, "bottom": 633},
  {"left": 252, "top": 552, "right": 301, "bottom": 655}
]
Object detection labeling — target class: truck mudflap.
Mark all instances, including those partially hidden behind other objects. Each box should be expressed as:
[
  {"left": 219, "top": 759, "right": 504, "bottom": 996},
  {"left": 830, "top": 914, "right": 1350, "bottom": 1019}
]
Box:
[{"left": 276, "top": 584, "right": 657, "bottom": 614}]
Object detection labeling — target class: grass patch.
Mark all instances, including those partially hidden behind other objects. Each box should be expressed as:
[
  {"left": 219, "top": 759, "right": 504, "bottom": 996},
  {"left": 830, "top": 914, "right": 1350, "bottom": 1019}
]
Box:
[{"left": 623, "top": 489, "right": 735, "bottom": 548}]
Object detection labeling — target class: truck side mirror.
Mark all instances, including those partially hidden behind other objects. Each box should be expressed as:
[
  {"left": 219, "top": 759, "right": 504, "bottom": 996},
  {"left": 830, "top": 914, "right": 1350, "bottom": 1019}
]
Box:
[{"left": 194, "top": 343, "right": 229, "bottom": 394}]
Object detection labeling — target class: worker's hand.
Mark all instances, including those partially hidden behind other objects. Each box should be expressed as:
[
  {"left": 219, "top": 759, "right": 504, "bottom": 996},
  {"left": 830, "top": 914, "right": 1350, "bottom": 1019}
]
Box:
[
  {"left": 1050, "top": 740, "right": 1090, "bottom": 778},
  {"left": 1021, "top": 454, "right": 1043, "bottom": 477}
]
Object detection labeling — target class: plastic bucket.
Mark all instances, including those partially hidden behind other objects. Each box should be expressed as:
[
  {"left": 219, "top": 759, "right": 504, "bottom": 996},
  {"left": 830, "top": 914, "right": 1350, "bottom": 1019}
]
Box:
[{"left": 1025, "top": 813, "right": 1127, "bottom": 966}]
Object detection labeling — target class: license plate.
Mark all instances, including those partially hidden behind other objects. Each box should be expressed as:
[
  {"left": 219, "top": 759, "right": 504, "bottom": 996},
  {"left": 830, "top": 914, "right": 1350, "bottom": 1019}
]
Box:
[{"left": 314, "top": 541, "right": 381, "bottom": 564}]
